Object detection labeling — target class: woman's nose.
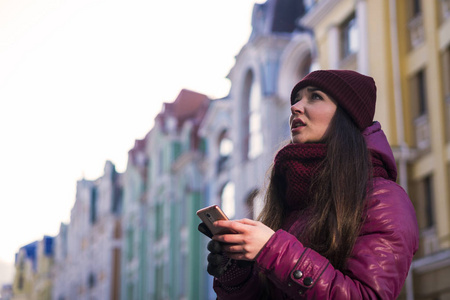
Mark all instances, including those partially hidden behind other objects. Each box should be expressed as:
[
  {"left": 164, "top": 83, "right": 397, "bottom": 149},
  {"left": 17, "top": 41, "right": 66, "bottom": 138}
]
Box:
[{"left": 291, "top": 100, "right": 304, "bottom": 114}]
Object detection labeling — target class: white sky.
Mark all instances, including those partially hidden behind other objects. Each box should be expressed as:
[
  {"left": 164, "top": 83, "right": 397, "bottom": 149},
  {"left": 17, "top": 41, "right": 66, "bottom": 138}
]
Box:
[{"left": 0, "top": 0, "right": 260, "bottom": 279}]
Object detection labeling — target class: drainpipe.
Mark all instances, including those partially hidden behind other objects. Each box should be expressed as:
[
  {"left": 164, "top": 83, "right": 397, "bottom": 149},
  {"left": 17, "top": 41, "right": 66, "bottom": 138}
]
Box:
[{"left": 389, "top": 0, "right": 414, "bottom": 299}]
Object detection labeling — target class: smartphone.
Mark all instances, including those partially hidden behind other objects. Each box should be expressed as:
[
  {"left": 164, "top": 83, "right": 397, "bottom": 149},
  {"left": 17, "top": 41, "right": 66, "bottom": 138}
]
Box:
[{"left": 196, "top": 205, "right": 234, "bottom": 235}]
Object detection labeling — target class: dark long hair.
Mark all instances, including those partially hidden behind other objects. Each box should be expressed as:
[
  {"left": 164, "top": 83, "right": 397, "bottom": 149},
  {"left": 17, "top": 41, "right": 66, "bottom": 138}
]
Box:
[{"left": 258, "top": 106, "right": 372, "bottom": 270}]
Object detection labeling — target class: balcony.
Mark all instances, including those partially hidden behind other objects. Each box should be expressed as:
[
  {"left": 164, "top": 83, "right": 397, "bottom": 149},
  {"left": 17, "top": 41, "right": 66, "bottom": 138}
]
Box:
[
  {"left": 408, "top": 14, "right": 425, "bottom": 49},
  {"left": 414, "top": 114, "right": 430, "bottom": 151}
]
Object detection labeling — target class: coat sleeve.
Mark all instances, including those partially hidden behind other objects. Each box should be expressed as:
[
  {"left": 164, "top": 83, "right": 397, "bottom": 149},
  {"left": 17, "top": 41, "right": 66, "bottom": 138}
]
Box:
[{"left": 255, "top": 179, "right": 419, "bottom": 299}]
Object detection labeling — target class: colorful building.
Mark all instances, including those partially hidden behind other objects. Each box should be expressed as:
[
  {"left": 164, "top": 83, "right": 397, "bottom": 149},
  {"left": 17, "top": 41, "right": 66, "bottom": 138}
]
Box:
[
  {"left": 52, "top": 161, "right": 123, "bottom": 300},
  {"left": 12, "top": 236, "right": 54, "bottom": 300},
  {"left": 12, "top": 242, "right": 37, "bottom": 300},
  {"left": 120, "top": 89, "right": 211, "bottom": 300},
  {"left": 120, "top": 136, "right": 150, "bottom": 300}
]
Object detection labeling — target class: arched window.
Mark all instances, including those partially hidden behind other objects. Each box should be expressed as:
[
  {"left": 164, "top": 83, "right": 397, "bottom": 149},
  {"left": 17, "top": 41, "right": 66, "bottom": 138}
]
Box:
[
  {"left": 243, "top": 70, "right": 263, "bottom": 160},
  {"left": 245, "top": 189, "right": 259, "bottom": 219},
  {"left": 297, "top": 53, "right": 313, "bottom": 79},
  {"left": 217, "top": 130, "right": 233, "bottom": 174},
  {"left": 221, "top": 182, "right": 235, "bottom": 219}
]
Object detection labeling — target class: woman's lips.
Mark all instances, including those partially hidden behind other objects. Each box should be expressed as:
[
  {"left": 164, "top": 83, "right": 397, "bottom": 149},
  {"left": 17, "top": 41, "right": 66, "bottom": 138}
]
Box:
[{"left": 291, "top": 119, "right": 305, "bottom": 130}]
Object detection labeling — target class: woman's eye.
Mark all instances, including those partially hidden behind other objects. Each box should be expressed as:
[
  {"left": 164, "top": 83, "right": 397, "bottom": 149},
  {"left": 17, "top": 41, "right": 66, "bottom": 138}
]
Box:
[{"left": 311, "top": 93, "right": 322, "bottom": 100}]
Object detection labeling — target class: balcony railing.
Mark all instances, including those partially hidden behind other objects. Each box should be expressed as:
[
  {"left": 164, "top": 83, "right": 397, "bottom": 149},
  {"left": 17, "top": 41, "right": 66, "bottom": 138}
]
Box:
[
  {"left": 414, "top": 114, "right": 430, "bottom": 151},
  {"left": 408, "top": 14, "right": 425, "bottom": 49}
]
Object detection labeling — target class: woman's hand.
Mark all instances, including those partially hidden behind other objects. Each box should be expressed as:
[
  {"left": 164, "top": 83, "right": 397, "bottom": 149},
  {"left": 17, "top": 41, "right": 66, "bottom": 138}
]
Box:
[{"left": 212, "top": 219, "right": 275, "bottom": 261}]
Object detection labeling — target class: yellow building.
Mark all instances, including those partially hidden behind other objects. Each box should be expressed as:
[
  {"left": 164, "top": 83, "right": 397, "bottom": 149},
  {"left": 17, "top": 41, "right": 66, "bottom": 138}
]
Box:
[
  {"left": 12, "top": 242, "right": 37, "bottom": 300},
  {"left": 11, "top": 237, "right": 54, "bottom": 300},
  {"left": 300, "top": 0, "right": 450, "bottom": 298},
  {"left": 32, "top": 237, "right": 54, "bottom": 300}
]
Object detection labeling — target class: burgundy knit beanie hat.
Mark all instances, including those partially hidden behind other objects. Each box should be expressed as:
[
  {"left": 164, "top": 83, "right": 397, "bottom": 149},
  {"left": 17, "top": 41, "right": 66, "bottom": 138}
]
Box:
[{"left": 290, "top": 70, "right": 377, "bottom": 130}]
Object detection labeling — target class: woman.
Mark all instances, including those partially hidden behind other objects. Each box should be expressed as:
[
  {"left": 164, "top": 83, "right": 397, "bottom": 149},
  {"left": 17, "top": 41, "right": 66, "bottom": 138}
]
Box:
[{"left": 200, "top": 70, "right": 419, "bottom": 299}]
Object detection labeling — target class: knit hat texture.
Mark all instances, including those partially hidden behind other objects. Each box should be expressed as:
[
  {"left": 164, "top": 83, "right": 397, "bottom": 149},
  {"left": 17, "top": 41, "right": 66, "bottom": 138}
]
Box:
[{"left": 290, "top": 70, "right": 377, "bottom": 130}]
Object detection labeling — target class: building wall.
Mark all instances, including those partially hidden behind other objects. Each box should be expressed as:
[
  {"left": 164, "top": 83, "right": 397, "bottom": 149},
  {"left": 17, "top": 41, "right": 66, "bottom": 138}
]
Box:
[
  {"left": 52, "top": 162, "right": 123, "bottom": 300},
  {"left": 12, "top": 243, "right": 37, "bottom": 300},
  {"left": 120, "top": 137, "right": 149, "bottom": 300}
]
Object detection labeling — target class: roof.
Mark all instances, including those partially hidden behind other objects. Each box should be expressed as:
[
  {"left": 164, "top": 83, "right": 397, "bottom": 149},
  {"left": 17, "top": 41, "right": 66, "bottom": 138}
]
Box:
[{"left": 156, "top": 89, "right": 210, "bottom": 132}]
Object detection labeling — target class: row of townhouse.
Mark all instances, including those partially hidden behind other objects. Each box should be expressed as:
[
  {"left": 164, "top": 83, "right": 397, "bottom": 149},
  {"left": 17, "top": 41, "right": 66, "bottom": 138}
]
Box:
[{"left": 10, "top": 0, "right": 450, "bottom": 299}]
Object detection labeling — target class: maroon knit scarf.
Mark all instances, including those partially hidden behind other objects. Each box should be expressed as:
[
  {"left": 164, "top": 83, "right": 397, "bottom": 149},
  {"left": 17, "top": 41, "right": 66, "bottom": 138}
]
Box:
[
  {"left": 274, "top": 143, "right": 327, "bottom": 211},
  {"left": 273, "top": 143, "right": 390, "bottom": 212}
]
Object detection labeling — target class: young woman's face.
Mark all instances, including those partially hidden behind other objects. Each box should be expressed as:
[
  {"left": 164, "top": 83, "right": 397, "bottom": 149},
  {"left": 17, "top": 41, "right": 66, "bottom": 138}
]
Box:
[{"left": 290, "top": 86, "right": 337, "bottom": 144}]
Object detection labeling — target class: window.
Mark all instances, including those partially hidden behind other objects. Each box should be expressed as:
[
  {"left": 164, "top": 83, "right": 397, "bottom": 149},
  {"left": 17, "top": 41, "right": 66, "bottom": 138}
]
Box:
[
  {"left": 199, "top": 137, "right": 207, "bottom": 156},
  {"left": 172, "top": 141, "right": 182, "bottom": 161},
  {"left": 155, "top": 203, "right": 164, "bottom": 240},
  {"left": 410, "top": 69, "right": 430, "bottom": 150},
  {"left": 444, "top": 45, "right": 450, "bottom": 99},
  {"left": 297, "top": 53, "right": 313, "bottom": 80},
  {"left": 424, "top": 176, "right": 435, "bottom": 228},
  {"left": 112, "top": 187, "right": 123, "bottom": 214},
  {"left": 126, "top": 228, "right": 134, "bottom": 262},
  {"left": 221, "top": 182, "right": 235, "bottom": 219},
  {"left": 407, "top": 0, "right": 424, "bottom": 48},
  {"left": 88, "top": 273, "right": 96, "bottom": 289},
  {"left": 242, "top": 70, "right": 263, "bottom": 160},
  {"left": 18, "top": 275, "right": 24, "bottom": 290},
  {"left": 90, "top": 187, "right": 98, "bottom": 224},
  {"left": 340, "top": 13, "right": 358, "bottom": 59},
  {"left": 245, "top": 189, "right": 259, "bottom": 219},
  {"left": 443, "top": 46, "right": 450, "bottom": 142},
  {"left": 417, "top": 70, "right": 427, "bottom": 116},
  {"left": 217, "top": 130, "right": 233, "bottom": 174},
  {"left": 411, "top": 0, "right": 422, "bottom": 17},
  {"left": 127, "top": 284, "right": 134, "bottom": 300},
  {"left": 155, "top": 265, "right": 164, "bottom": 300},
  {"left": 158, "top": 150, "right": 164, "bottom": 175},
  {"left": 412, "top": 175, "right": 435, "bottom": 229},
  {"left": 248, "top": 77, "right": 263, "bottom": 159}
]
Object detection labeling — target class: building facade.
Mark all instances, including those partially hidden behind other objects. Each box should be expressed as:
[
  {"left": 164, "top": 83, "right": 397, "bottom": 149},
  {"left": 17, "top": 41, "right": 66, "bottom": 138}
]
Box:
[
  {"left": 12, "top": 242, "right": 37, "bottom": 300},
  {"left": 120, "top": 89, "right": 211, "bottom": 300},
  {"left": 228, "top": 0, "right": 308, "bottom": 220},
  {"left": 120, "top": 136, "right": 150, "bottom": 300},
  {"left": 12, "top": 236, "right": 54, "bottom": 300},
  {"left": 52, "top": 161, "right": 123, "bottom": 300}
]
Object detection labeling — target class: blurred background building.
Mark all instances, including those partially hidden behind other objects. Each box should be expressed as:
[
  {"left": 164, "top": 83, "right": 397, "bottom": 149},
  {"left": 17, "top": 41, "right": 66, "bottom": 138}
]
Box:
[
  {"left": 7, "top": 0, "right": 450, "bottom": 299},
  {"left": 51, "top": 162, "right": 123, "bottom": 300}
]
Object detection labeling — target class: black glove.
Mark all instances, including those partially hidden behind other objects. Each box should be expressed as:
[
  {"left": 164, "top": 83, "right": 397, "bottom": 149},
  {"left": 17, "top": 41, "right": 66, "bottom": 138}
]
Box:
[
  {"left": 198, "top": 223, "right": 253, "bottom": 277},
  {"left": 198, "top": 223, "right": 231, "bottom": 277}
]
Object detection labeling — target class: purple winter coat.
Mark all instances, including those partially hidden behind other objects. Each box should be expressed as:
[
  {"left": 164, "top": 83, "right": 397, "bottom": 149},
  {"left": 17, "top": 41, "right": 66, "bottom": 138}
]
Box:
[{"left": 214, "top": 122, "right": 419, "bottom": 299}]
